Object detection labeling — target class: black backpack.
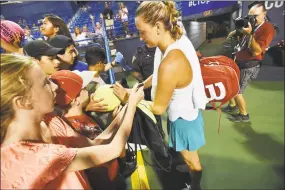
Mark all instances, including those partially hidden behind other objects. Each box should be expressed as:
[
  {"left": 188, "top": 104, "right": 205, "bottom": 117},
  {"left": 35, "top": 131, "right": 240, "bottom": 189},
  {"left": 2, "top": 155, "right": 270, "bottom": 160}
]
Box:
[{"left": 128, "top": 104, "right": 172, "bottom": 172}]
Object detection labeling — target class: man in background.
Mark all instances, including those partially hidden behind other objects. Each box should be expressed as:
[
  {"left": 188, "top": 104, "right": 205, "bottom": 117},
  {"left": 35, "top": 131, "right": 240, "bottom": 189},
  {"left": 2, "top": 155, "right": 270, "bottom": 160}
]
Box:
[
  {"left": 101, "top": 2, "right": 114, "bottom": 40},
  {"left": 131, "top": 44, "right": 156, "bottom": 101},
  {"left": 223, "top": 1, "right": 275, "bottom": 122}
]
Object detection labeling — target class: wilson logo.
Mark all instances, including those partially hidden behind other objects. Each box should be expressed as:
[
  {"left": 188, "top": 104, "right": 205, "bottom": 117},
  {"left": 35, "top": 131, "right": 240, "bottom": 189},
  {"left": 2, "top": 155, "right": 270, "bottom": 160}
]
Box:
[{"left": 205, "top": 82, "right": 226, "bottom": 101}]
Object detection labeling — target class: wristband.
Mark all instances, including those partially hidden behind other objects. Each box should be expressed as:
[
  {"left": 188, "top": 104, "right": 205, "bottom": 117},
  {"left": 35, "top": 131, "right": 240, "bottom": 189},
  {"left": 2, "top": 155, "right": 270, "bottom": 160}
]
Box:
[
  {"left": 111, "top": 61, "right": 116, "bottom": 67},
  {"left": 122, "top": 93, "right": 129, "bottom": 105}
]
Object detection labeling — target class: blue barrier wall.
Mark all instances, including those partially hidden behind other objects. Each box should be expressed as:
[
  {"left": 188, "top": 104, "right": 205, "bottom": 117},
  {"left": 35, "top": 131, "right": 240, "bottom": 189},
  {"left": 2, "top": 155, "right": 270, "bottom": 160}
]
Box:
[{"left": 1, "top": 2, "right": 74, "bottom": 23}]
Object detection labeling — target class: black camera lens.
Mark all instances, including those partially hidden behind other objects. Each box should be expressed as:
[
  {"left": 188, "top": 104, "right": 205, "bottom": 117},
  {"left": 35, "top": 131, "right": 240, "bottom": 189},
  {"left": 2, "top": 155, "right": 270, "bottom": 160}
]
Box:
[
  {"left": 244, "top": 15, "right": 257, "bottom": 27},
  {"left": 234, "top": 15, "right": 257, "bottom": 29},
  {"left": 234, "top": 17, "right": 248, "bottom": 29}
]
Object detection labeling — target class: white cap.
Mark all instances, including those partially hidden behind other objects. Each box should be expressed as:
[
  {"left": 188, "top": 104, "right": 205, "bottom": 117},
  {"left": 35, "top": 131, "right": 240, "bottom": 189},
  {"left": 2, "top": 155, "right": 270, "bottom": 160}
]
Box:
[{"left": 72, "top": 70, "right": 97, "bottom": 89}]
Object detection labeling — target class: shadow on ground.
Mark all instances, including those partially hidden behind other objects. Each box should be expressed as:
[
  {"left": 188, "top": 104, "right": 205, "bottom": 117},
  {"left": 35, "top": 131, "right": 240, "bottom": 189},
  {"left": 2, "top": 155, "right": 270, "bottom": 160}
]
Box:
[
  {"left": 249, "top": 81, "right": 284, "bottom": 91},
  {"left": 144, "top": 145, "right": 284, "bottom": 190},
  {"left": 201, "top": 153, "right": 284, "bottom": 190},
  {"left": 201, "top": 120, "right": 284, "bottom": 189},
  {"left": 232, "top": 121, "right": 284, "bottom": 175}
]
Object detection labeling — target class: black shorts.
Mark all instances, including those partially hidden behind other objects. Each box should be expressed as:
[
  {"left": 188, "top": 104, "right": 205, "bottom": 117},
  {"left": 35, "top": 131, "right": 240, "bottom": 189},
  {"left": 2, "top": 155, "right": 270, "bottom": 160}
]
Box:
[
  {"left": 208, "top": 34, "right": 213, "bottom": 39},
  {"left": 239, "top": 64, "right": 260, "bottom": 94}
]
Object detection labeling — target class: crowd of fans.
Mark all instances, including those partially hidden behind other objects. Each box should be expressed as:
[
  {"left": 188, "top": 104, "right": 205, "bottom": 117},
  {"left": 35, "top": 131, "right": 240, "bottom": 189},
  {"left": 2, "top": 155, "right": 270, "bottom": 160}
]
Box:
[{"left": 1, "top": 1, "right": 277, "bottom": 190}]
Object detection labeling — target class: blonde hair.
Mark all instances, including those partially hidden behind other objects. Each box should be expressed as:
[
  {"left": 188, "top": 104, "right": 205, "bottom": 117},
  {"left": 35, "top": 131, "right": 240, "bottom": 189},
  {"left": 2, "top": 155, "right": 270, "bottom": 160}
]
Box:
[
  {"left": 74, "top": 26, "right": 82, "bottom": 36},
  {"left": 136, "top": 1, "right": 183, "bottom": 40},
  {"left": 1, "top": 54, "right": 35, "bottom": 143},
  {"left": 120, "top": 2, "right": 125, "bottom": 9}
]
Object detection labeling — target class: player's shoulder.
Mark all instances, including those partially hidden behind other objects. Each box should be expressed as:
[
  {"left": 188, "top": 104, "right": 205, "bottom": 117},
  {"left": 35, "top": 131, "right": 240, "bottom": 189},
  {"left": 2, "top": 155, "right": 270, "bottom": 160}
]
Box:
[{"left": 164, "top": 49, "right": 188, "bottom": 65}]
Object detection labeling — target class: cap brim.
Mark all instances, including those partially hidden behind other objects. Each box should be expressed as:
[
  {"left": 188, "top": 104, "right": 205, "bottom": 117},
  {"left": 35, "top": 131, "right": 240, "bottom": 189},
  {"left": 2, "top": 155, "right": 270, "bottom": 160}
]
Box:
[
  {"left": 44, "top": 47, "right": 64, "bottom": 56},
  {"left": 72, "top": 70, "right": 95, "bottom": 88}
]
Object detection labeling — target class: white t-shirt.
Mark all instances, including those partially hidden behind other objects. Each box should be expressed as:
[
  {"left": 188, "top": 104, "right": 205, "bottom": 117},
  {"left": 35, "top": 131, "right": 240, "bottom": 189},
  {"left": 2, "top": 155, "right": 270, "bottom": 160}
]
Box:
[
  {"left": 120, "top": 8, "right": 128, "bottom": 22},
  {"left": 75, "top": 33, "right": 89, "bottom": 46}
]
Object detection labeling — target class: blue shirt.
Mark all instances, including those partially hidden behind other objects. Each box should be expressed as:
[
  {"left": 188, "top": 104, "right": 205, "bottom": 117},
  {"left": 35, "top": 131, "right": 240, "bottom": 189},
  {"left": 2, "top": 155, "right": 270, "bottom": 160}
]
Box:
[{"left": 72, "top": 60, "right": 88, "bottom": 71}]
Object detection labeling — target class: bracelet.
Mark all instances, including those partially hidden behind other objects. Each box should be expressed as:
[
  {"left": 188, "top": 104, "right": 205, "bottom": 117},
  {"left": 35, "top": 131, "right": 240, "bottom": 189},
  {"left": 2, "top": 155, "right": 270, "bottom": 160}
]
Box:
[{"left": 122, "top": 93, "right": 129, "bottom": 105}]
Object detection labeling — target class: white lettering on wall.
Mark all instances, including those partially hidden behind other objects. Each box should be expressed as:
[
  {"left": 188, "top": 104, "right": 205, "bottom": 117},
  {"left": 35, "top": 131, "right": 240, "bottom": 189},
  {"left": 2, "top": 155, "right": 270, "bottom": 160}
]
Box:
[
  {"left": 189, "top": 1, "right": 211, "bottom": 7},
  {"left": 265, "top": 1, "right": 284, "bottom": 10},
  {"left": 205, "top": 82, "right": 226, "bottom": 101},
  {"left": 275, "top": 1, "right": 284, "bottom": 8}
]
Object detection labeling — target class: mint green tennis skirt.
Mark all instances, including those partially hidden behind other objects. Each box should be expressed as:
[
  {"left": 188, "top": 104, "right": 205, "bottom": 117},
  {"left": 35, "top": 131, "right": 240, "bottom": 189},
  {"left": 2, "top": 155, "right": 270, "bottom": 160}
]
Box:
[{"left": 168, "top": 110, "right": 205, "bottom": 152}]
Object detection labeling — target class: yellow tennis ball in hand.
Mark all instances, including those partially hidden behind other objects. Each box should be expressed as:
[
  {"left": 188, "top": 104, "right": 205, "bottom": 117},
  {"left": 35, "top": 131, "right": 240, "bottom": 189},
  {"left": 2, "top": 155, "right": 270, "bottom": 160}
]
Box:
[{"left": 93, "top": 85, "right": 121, "bottom": 112}]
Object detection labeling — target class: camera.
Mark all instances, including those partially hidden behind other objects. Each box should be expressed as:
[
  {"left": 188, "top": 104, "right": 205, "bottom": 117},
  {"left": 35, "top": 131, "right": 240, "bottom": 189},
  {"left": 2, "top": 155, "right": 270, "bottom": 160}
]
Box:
[{"left": 234, "top": 15, "right": 257, "bottom": 29}]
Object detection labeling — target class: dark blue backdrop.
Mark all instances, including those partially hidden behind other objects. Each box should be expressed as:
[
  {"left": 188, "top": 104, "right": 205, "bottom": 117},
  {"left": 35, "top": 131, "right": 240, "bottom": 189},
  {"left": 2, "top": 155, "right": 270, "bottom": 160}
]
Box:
[
  {"left": 1, "top": 1, "right": 75, "bottom": 22},
  {"left": 182, "top": 1, "right": 238, "bottom": 16}
]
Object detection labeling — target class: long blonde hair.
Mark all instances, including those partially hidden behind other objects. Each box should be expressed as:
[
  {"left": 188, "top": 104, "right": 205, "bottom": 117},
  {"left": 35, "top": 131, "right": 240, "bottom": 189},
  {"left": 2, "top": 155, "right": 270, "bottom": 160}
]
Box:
[
  {"left": 136, "top": 1, "right": 183, "bottom": 40},
  {"left": 1, "top": 54, "right": 35, "bottom": 143}
]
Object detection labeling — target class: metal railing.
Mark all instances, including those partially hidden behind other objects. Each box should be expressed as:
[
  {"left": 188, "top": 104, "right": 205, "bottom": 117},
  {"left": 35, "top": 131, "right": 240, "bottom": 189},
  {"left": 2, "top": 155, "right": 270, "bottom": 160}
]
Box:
[{"left": 101, "top": 18, "right": 116, "bottom": 84}]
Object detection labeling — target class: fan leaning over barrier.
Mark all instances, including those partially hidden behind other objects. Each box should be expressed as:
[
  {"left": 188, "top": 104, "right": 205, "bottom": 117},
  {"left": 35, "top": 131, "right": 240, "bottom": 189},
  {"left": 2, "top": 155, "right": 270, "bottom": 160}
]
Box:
[
  {"left": 90, "top": 84, "right": 171, "bottom": 172},
  {"left": 50, "top": 70, "right": 139, "bottom": 188}
]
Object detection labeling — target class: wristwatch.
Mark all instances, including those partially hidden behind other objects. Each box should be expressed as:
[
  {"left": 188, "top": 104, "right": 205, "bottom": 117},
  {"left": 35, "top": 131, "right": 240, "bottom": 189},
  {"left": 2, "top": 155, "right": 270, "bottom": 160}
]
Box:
[{"left": 111, "top": 61, "right": 116, "bottom": 67}]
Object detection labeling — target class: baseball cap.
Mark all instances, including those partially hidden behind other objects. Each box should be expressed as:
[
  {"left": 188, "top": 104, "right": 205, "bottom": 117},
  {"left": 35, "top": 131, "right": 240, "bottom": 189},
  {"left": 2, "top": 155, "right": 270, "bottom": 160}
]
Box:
[
  {"left": 72, "top": 70, "right": 95, "bottom": 89},
  {"left": 50, "top": 70, "right": 94, "bottom": 106},
  {"left": 48, "top": 35, "right": 73, "bottom": 49},
  {"left": 23, "top": 40, "right": 64, "bottom": 58}
]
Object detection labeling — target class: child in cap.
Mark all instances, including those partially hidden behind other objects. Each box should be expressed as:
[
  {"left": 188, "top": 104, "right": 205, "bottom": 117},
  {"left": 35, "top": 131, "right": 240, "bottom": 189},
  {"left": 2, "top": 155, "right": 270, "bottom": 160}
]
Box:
[
  {"left": 49, "top": 35, "right": 125, "bottom": 73},
  {"left": 50, "top": 70, "right": 126, "bottom": 188},
  {"left": 23, "top": 40, "right": 64, "bottom": 75},
  {"left": 48, "top": 35, "right": 87, "bottom": 71},
  {"left": 51, "top": 70, "right": 104, "bottom": 139}
]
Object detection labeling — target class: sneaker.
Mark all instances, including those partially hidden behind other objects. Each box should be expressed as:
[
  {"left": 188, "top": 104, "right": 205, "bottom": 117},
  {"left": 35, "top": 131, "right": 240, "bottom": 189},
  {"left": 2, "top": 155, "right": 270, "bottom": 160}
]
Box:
[
  {"left": 229, "top": 113, "right": 250, "bottom": 122},
  {"left": 181, "top": 183, "right": 191, "bottom": 190},
  {"left": 222, "top": 105, "right": 239, "bottom": 113}
]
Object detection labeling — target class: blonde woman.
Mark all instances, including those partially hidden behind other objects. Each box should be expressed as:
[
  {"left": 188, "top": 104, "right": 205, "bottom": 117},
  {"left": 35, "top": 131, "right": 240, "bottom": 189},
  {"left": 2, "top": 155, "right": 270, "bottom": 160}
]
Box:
[
  {"left": 1, "top": 53, "right": 144, "bottom": 189},
  {"left": 115, "top": 2, "right": 208, "bottom": 189}
]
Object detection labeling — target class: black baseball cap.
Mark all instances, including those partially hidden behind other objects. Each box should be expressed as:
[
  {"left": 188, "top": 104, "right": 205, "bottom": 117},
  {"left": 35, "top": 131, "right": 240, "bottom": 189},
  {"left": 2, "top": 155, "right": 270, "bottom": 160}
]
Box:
[
  {"left": 48, "top": 35, "right": 73, "bottom": 49},
  {"left": 23, "top": 40, "right": 64, "bottom": 58}
]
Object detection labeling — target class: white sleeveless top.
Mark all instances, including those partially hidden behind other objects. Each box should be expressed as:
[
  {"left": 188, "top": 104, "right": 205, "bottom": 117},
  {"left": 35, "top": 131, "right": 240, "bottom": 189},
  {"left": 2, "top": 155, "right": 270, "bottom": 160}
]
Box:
[{"left": 151, "top": 35, "right": 208, "bottom": 121}]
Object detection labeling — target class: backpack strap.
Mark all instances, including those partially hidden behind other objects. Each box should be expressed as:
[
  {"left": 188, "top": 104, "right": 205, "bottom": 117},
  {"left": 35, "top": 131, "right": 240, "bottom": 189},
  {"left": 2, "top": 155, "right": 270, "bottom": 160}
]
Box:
[
  {"left": 208, "top": 102, "right": 223, "bottom": 133},
  {"left": 131, "top": 108, "right": 172, "bottom": 172}
]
